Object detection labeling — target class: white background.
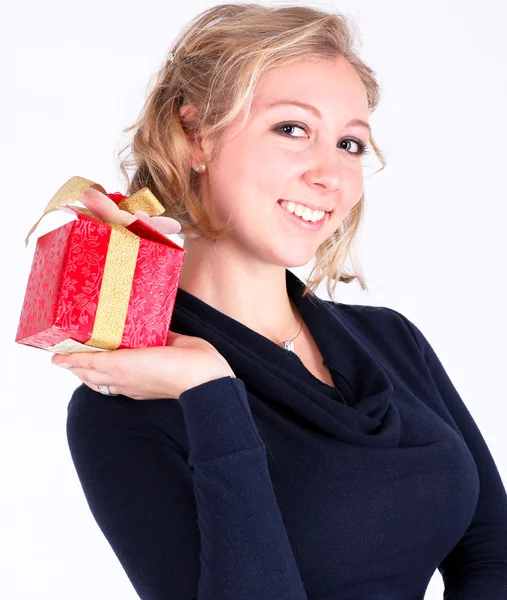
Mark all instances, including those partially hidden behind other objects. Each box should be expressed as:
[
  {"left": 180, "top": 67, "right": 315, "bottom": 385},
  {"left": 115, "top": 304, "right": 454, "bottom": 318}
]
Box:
[{"left": 2, "top": 0, "right": 506, "bottom": 598}]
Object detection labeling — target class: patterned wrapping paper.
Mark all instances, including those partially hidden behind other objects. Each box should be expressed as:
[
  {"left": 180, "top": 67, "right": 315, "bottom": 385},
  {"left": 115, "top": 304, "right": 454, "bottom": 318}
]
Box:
[{"left": 16, "top": 183, "right": 185, "bottom": 354}]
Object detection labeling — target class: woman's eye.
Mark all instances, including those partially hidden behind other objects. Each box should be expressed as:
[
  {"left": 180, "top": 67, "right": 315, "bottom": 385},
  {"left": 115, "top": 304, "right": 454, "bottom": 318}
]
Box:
[
  {"left": 274, "top": 123, "right": 369, "bottom": 156},
  {"left": 340, "top": 139, "right": 362, "bottom": 154},
  {"left": 275, "top": 123, "right": 308, "bottom": 138}
]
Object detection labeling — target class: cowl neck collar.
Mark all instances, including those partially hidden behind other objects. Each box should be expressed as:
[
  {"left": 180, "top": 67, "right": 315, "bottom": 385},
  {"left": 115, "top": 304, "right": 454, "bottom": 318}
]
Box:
[{"left": 170, "top": 269, "right": 400, "bottom": 448}]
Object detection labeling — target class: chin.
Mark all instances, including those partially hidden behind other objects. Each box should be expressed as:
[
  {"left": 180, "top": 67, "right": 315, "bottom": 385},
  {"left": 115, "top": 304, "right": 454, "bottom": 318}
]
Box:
[{"left": 270, "top": 251, "right": 318, "bottom": 270}]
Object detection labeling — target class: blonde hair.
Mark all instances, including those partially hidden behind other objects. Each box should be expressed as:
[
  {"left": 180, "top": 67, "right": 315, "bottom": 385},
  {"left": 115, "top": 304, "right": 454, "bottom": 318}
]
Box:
[{"left": 118, "top": 2, "right": 386, "bottom": 301}]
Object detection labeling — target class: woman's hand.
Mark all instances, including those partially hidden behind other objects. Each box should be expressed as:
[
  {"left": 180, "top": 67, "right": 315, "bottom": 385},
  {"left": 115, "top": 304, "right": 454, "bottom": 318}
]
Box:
[{"left": 51, "top": 331, "right": 235, "bottom": 400}]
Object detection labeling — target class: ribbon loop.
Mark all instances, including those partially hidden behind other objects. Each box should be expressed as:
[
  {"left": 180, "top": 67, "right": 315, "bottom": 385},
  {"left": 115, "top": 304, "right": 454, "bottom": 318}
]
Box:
[
  {"left": 25, "top": 176, "right": 107, "bottom": 246},
  {"left": 25, "top": 176, "right": 166, "bottom": 246},
  {"left": 117, "top": 187, "right": 165, "bottom": 217}
]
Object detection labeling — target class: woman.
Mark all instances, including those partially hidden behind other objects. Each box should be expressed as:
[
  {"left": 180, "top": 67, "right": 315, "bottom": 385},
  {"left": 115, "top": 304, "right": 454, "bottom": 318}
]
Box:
[{"left": 52, "top": 3, "right": 507, "bottom": 599}]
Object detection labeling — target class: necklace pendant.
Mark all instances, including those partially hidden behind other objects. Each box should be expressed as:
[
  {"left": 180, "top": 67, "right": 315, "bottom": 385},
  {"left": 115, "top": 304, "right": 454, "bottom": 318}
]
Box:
[{"left": 283, "top": 339, "right": 295, "bottom": 352}]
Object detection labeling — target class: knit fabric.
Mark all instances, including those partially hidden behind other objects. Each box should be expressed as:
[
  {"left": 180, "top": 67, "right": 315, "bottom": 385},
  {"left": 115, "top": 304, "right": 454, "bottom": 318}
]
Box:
[{"left": 66, "top": 269, "right": 507, "bottom": 599}]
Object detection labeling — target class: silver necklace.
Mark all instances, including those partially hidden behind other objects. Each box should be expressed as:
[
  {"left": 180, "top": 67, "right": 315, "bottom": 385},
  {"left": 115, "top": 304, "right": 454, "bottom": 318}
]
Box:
[{"left": 279, "top": 314, "right": 304, "bottom": 352}]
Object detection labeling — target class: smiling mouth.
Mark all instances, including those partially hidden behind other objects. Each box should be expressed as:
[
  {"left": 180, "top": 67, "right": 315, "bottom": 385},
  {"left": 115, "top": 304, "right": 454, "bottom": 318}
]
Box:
[
  {"left": 278, "top": 199, "right": 332, "bottom": 212},
  {"left": 277, "top": 199, "right": 332, "bottom": 220},
  {"left": 277, "top": 201, "right": 330, "bottom": 230}
]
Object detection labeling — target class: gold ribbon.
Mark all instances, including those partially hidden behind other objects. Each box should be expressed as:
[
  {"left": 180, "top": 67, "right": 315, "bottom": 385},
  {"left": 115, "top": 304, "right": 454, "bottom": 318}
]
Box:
[
  {"left": 25, "top": 176, "right": 165, "bottom": 246},
  {"left": 117, "top": 188, "right": 165, "bottom": 216},
  {"left": 25, "top": 176, "right": 166, "bottom": 350}
]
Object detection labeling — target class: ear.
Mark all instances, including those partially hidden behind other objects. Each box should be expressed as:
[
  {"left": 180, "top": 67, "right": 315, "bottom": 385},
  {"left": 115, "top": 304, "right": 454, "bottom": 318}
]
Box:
[{"left": 179, "top": 103, "right": 214, "bottom": 167}]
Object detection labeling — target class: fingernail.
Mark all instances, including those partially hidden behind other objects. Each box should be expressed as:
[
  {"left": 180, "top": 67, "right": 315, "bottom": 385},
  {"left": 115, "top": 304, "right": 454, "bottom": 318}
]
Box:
[{"left": 57, "top": 362, "right": 72, "bottom": 368}]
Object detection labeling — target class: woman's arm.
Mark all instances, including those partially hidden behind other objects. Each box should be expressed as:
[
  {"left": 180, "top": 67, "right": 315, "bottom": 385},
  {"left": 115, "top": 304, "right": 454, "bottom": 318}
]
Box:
[
  {"left": 66, "top": 376, "right": 308, "bottom": 600},
  {"left": 393, "top": 310, "right": 507, "bottom": 599}
]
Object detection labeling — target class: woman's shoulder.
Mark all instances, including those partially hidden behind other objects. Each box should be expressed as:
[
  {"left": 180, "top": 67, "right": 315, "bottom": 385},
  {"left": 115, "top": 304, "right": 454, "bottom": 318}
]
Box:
[{"left": 324, "top": 299, "right": 421, "bottom": 344}]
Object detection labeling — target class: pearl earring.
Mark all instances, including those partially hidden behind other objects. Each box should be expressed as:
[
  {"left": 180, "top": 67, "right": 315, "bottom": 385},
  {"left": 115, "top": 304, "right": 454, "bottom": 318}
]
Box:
[{"left": 195, "top": 162, "right": 206, "bottom": 173}]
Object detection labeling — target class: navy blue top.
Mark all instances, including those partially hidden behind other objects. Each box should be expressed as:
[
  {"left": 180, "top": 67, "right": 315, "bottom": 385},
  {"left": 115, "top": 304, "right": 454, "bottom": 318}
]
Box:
[{"left": 66, "top": 269, "right": 507, "bottom": 599}]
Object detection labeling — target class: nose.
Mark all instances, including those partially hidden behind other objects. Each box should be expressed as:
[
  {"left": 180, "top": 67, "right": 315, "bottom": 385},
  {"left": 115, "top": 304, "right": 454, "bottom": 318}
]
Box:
[{"left": 304, "top": 146, "right": 343, "bottom": 193}]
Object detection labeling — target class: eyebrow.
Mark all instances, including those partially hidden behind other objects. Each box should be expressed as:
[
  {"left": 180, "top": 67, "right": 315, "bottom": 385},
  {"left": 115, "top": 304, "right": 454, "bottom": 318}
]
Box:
[{"left": 265, "top": 100, "right": 371, "bottom": 134}]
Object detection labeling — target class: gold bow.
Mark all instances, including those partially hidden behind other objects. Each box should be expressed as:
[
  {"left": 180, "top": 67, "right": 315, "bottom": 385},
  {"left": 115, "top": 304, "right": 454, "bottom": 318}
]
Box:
[
  {"left": 25, "top": 175, "right": 165, "bottom": 246},
  {"left": 26, "top": 176, "right": 166, "bottom": 350}
]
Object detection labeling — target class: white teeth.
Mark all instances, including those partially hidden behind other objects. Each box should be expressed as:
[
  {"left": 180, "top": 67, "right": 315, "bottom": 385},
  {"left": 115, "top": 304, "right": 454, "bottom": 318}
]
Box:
[{"left": 280, "top": 200, "right": 325, "bottom": 222}]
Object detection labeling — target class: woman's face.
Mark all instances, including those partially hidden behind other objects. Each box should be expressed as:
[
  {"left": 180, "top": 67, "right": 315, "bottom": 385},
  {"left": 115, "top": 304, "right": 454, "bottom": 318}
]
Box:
[{"left": 197, "top": 55, "right": 370, "bottom": 268}]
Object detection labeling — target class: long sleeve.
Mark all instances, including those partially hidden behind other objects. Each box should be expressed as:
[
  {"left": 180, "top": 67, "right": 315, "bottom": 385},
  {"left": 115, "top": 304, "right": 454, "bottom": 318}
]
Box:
[
  {"left": 394, "top": 310, "right": 507, "bottom": 599},
  {"left": 66, "top": 376, "right": 308, "bottom": 600}
]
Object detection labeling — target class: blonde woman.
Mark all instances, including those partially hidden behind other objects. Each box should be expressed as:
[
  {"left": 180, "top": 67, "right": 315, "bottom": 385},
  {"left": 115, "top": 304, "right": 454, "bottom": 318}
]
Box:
[{"left": 52, "top": 3, "right": 507, "bottom": 599}]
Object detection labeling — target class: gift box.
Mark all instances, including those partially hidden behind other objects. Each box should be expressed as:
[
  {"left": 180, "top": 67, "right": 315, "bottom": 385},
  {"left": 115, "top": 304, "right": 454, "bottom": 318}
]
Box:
[{"left": 16, "top": 176, "right": 185, "bottom": 354}]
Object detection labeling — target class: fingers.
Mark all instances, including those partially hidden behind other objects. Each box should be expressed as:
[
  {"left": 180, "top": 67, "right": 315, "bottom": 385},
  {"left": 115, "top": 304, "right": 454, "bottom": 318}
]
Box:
[
  {"left": 68, "top": 367, "right": 113, "bottom": 386},
  {"left": 149, "top": 216, "right": 182, "bottom": 234},
  {"left": 133, "top": 211, "right": 182, "bottom": 235},
  {"left": 82, "top": 380, "right": 119, "bottom": 396},
  {"left": 51, "top": 352, "right": 106, "bottom": 371},
  {"left": 52, "top": 352, "right": 120, "bottom": 395},
  {"left": 79, "top": 188, "right": 119, "bottom": 222},
  {"left": 69, "top": 368, "right": 119, "bottom": 396},
  {"left": 79, "top": 188, "right": 135, "bottom": 227}
]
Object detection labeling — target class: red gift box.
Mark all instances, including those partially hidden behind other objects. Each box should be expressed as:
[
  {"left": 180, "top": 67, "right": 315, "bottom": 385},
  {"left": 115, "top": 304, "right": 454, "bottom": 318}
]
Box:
[{"left": 16, "top": 177, "right": 185, "bottom": 354}]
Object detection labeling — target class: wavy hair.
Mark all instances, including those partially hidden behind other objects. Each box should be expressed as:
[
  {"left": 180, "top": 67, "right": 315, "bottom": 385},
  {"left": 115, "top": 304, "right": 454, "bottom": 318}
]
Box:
[{"left": 118, "top": 2, "right": 386, "bottom": 301}]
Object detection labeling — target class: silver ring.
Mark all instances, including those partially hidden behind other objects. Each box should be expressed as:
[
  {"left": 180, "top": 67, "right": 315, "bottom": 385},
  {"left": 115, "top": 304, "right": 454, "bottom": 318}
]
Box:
[{"left": 97, "top": 384, "right": 112, "bottom": 395}]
